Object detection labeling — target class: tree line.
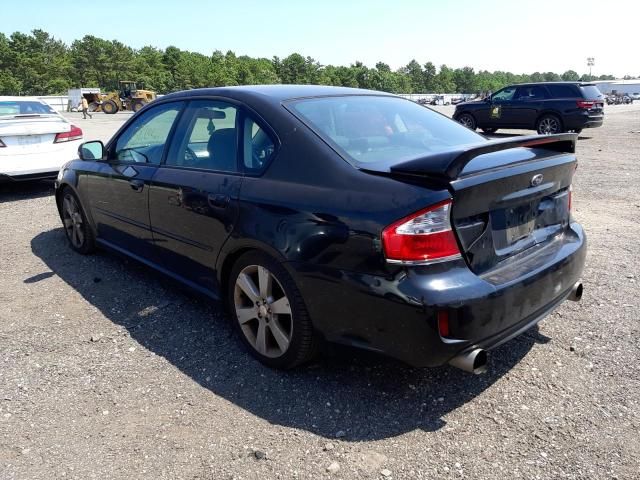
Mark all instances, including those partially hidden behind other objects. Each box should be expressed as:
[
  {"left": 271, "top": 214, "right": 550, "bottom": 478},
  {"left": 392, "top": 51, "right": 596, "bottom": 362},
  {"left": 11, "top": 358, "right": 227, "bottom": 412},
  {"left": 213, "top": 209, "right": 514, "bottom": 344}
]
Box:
[{"left": 0, "top": 29, "right": 623, "bottom": 97}]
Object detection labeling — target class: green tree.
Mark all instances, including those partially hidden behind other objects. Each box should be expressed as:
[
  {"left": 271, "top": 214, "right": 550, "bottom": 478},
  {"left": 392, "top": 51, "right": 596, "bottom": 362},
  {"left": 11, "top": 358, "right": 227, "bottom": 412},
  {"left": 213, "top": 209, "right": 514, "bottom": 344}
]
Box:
[{"left": 561, "top": 70, "right": 580, "bottom": 81}]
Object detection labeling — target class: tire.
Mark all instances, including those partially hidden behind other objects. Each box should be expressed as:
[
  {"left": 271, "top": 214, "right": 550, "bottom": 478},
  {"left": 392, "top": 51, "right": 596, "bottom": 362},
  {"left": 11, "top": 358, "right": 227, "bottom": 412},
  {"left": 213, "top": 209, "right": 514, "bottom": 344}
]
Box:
[
  {"left": 131, "top": 100, "right": 146, "bottom": 112},
  {"left": 60, "top": 188, "right": 96, "bottom": 254},
  {"left": 102, "top": 100, "right": 118, "bottom": 115},
  {"left": 481, "top": 127, "right": 498, "bottom": 134},
  {"left": 227, "top": 251, "right": 318, "bottom": 369},
  {"left": 457, "top": 113, "right": 476, "bottom": 130},
  {"left": 536, "top": 114, "right": 563, "bottom": 135}
]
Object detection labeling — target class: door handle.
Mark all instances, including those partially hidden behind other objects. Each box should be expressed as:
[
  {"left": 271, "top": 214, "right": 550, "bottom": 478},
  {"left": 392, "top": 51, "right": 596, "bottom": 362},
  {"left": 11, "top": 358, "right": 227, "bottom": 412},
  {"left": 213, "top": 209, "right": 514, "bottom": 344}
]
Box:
[
  {"left": 129, "top": 179, "right": 144, "bottom": 192},
  {"left": 208, "top": 193, "right": 230, "bottom": 208}
]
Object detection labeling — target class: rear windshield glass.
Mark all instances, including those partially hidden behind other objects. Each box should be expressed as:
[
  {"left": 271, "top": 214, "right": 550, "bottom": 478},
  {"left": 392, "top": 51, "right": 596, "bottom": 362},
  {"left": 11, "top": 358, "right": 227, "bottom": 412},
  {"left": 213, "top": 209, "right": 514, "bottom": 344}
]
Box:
[
  {"left": 287, "top": 95, "right": 483, "bottom": 166},
  {"left": 0, "top": 101, "right": 56, "bottom": 116},
  {"left": 579, "top": 85, "right": 604, "bottom": 100}
]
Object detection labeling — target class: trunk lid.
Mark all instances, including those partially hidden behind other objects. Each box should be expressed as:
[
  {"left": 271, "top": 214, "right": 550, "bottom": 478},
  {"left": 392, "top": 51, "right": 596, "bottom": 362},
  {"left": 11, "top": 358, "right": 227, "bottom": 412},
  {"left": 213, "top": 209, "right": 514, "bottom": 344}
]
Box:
[
  {"left": 449, "top": 148, "right": 574, "bottom": 274},
  {"left": 0, "top": 116, "right": 70, "bottom": 154},
  {"left": 362, "top": 134, "right": 577, "bottom": 274}
]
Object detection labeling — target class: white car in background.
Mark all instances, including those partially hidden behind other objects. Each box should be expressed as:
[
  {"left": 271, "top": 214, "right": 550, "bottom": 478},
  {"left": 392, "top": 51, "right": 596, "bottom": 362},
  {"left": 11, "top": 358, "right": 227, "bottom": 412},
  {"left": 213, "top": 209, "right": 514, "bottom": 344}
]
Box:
[{"left": 0, "top": 97, "right": 83, "bottom": 182}]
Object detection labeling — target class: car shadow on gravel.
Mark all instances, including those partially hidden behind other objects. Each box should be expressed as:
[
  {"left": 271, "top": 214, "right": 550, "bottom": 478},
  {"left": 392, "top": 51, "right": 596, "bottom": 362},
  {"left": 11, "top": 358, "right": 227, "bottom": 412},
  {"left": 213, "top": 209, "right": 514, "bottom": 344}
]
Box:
[
  {"left": 0, "top": 180, "right": 54, "bottom": 203},
  {"left": 32, "top": 228, "right": 541, "bottom": 441}
]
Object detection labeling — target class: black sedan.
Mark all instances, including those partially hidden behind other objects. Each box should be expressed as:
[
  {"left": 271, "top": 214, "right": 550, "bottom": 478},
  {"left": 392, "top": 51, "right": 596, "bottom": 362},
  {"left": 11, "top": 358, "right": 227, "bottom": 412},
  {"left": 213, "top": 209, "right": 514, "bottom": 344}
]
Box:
[{"left": 55, "top": 85, "right": 586, "bottom": 373}]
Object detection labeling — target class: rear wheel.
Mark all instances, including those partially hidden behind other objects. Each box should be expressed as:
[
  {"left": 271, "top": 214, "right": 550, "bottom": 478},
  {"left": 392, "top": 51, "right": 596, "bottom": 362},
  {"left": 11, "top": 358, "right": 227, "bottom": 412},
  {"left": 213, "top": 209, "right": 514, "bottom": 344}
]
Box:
[
  {"left": 457, "top": 113, "right": 476, "bottom": 130},
  {"left": 131, "top": 100, "right": 146, "bottom": 112},
  {"left": 536, "top": 114, "right": 563, "bottom": 135},
  {"left": 102, "top": 100, "right": 118, "bottom": 115},
  {"left": 481, "top": 127, "right": 498, "bottom": 134},
  {"left": 228, "top": 251, "right": 318, "bottom": 369},
  {"left": 61, "top": 188, "right": 95, "bottom": 254}
]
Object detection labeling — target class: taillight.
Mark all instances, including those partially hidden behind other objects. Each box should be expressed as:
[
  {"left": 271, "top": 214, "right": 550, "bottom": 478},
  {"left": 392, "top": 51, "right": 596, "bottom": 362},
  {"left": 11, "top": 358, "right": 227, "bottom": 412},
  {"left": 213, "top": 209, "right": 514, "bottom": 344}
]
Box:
[
  {"left": 54, "top": 125, "right": 83, "bottom": 143},
  {"left": 382, "top": 199, "right": 461, "bottom": 264},
  {"left": 576, "top": 100, "right": 595, "bottom": 109},
  {"left": 568, "top": 185, "right": 573, "bottom": 212}
]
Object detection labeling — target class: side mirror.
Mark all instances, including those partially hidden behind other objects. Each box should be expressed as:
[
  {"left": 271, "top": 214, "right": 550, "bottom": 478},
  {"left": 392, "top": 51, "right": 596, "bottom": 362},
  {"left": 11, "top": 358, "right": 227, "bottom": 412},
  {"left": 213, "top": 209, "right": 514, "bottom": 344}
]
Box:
[{"left": 78, "top": 140, "right": 105, "bottom": 161}]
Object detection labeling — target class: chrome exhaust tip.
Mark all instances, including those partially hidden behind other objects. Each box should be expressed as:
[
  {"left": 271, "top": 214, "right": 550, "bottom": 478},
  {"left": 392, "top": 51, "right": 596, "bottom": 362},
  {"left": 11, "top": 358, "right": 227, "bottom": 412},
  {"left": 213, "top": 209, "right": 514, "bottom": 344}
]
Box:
[
  {"left": 568, "top": 282, "right": 583, "bottom": 302},
  {"left": 448, "top": 348, "right": 488, "bottom": 375}
]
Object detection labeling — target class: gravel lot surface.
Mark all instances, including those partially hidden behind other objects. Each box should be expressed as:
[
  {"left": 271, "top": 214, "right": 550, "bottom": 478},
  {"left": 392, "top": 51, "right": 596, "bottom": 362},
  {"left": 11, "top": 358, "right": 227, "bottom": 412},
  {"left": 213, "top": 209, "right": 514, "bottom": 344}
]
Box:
[{"left": 1, "top": 105, "right": 639, "bottom": 480}]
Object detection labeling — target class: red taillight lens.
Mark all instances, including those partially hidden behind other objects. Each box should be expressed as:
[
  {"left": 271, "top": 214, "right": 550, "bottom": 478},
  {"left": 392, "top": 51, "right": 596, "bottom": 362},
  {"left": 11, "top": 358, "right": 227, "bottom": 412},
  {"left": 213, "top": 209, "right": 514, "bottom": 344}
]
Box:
[
  {"left": 568, "top": 186, "right": 573, "bottom": 212},
  {"left": 54, "top": 125, "right": 83, "bottom": 143},
  {"left": 382, "top": 199, "right": 461, "bottom": 264},
  {"left": 576, "top": 100, "right": 595, "bottom": 109}
]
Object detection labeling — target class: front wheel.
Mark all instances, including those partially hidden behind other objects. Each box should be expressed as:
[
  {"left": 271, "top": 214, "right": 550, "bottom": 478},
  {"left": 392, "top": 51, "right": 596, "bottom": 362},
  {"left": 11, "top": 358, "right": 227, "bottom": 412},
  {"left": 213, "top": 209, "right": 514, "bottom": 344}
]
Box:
[
  {"left": 60, "top": 189, "right": 95, "bottom": 254},
  {"left": 102, "top": 100, "right": 118, "bottom": 114},
  {"left": 536, "top": 114, "right": 563, "bottom": 135},
  {"left": 228, "top": 251, "right": 318, "bottom": 369},
  {"left": 456, "top": 113, "right": 476, "bottom": 130}
]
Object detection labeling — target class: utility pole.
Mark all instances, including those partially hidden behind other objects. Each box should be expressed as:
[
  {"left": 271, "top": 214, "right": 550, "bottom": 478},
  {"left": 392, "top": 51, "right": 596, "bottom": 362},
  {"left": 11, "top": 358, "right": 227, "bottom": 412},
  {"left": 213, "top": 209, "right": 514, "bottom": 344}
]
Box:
[{"left": 587, "top": 57, "right": 595, "bottom": 80}]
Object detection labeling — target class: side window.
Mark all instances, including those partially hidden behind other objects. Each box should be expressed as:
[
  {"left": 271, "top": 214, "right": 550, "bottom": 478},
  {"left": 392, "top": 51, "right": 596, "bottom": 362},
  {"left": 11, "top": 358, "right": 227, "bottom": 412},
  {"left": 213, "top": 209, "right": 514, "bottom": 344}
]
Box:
[
  {"left": 166, "top": 100, "right": 239, "bottom": 172},
  {"left": 243, "top": 116, "right": 276, "bottom": 174},
  {"left": 114, "top": 102, "right": 183, "bottom": 164},
  {"left": 516, "top": 86, "right": 548, "bottom": 100},
  {"left": 548, "top": 85, "right": 579, "bottom": 98},
  {"left": 492, "top": 87, "right": 517, "bottom": 102}
]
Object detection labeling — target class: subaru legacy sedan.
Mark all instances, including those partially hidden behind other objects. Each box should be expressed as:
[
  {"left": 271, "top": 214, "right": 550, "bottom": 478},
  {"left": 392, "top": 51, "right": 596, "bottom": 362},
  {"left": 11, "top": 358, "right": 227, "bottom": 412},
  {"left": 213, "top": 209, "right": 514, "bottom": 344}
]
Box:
[{"left": 55, "top": 86, "right": 585, "bottom": 373}]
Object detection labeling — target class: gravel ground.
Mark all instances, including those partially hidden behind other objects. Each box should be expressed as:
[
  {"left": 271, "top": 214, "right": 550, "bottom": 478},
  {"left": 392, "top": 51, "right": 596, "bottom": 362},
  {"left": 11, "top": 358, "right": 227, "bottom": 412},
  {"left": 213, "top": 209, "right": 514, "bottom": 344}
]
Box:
[{"left": 1, "top": 105, "right": 639, "bottom": 480}]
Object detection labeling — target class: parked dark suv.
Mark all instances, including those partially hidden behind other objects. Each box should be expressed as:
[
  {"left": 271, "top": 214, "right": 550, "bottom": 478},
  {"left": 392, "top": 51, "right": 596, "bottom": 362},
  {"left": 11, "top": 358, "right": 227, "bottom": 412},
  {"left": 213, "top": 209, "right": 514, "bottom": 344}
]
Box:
[{"left": 454, "top": 82, "right": 604, "bottom": 135}]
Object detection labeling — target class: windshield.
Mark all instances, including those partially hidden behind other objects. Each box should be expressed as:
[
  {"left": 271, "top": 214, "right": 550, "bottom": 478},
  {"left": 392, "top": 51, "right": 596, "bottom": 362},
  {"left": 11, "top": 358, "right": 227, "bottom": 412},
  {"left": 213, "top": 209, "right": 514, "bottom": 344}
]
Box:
[
  {"left": 287, "top": 95, "right": 483, "bottom": 166},
  {"left": 0, "top": 101, "right": 57, "bottom": 116}
]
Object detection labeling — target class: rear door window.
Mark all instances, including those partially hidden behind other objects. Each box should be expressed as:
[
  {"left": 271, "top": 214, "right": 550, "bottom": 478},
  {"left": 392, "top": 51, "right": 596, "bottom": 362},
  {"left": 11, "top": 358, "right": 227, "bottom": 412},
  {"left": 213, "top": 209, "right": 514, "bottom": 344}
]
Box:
[
  {"left": 166, "top": 100, "right": 239, "bottom": 173},
  {"left": 516, "top": 86, "right": 548, "bottom": 100}
]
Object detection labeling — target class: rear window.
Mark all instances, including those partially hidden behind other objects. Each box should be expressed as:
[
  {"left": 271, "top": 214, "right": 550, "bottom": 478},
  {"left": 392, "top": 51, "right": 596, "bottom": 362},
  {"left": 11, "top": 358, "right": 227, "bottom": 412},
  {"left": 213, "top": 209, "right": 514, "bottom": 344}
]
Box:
[
  {"left": 0, "top": 101, "right": 56, "bottom": 116},
  {"left": 578, "top": 85, "right": 604, "bottom": 100},
  {"left": 546, "top": 85, "right": 579, "bottom": 98},
  {"left": 287, "top": 96, "right": 482, "bottom": 166}
]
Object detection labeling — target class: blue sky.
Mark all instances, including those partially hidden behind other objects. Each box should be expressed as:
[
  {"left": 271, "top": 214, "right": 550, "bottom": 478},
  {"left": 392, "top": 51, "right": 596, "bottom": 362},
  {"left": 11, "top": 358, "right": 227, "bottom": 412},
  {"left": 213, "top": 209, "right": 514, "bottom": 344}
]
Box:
[{"left": 4, "top": 0, "right": 639, "bottom": 77}]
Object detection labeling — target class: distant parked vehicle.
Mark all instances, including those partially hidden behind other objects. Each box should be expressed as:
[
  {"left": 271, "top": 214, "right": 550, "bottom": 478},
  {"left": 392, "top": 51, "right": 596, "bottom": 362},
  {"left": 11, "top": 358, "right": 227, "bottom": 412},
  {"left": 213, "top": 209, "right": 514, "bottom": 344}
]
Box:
[
  {"left": 453, "top": 82, "right": 604, "bottom": 135},
  {"left": 0, "top": 97, "right": 82, "bottom": 182}
]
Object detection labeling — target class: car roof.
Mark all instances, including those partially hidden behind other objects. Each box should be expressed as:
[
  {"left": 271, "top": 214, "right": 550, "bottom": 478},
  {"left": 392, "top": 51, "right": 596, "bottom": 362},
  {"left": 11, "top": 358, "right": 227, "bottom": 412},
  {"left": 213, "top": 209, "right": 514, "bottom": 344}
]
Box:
[
  {"left": 0, "top": 96, "right": 48, "bottom": 102},
  {"left": 507, "top": 82, "right": 596, "bottom": 87},
  {"left": 160, "top": 85, "right": 395, "bottom": 104}
]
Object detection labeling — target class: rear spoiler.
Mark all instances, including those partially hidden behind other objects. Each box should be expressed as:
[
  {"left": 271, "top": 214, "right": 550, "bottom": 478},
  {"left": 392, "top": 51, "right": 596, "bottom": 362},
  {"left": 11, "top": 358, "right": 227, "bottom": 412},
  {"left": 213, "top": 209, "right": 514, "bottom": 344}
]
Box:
[{"left": 385, "top": 133, "right": 577, "bottom": 181}]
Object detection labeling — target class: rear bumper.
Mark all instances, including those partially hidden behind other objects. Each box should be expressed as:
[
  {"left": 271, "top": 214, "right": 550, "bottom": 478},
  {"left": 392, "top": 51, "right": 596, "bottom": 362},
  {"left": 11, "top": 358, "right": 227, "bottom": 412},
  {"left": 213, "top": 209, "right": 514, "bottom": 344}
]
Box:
[
  {"left": 563, "top": 111, "right": 604, "bottom": 130},
  {"left": 291, "top": 222, "right": 586, "bottom": 367},
  {"left": 0, "top": 171, "right": 58, "bottom": 183},
  {"left": 0, "top": 141, "right": 79, "bottom": 177}
]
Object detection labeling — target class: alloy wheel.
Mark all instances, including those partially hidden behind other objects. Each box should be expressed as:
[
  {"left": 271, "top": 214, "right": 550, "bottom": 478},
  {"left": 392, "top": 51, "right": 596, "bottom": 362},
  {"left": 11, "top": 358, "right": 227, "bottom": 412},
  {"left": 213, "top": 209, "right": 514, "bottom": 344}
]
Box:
[
  {"left": 458, "top": 114, "right": 475, "bottom": 130},
  {"left": 233, "top": 265, "right": 293, "bottom": 358},
  {"left": 538, "top": 117, "right": 560, "bottom": 134},
  {"left": 62, "top": 194, "right": 85, "bottom": 249}
]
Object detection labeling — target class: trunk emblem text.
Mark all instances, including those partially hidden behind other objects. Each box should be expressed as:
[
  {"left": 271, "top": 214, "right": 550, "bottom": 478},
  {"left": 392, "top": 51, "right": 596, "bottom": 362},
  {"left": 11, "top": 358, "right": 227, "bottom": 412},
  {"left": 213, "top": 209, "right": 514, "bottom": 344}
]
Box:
[{"left": 530, "top": 174, "right": 544, "bottom": 187}]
